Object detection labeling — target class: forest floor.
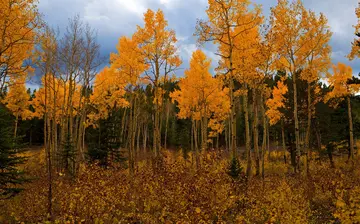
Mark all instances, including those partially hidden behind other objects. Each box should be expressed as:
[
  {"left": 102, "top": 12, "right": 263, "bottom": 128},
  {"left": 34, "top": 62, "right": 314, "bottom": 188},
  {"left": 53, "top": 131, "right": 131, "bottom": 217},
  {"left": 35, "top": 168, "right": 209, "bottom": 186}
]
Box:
[{"left": 1, "top": 145, "right": 360, "bottom": 223}]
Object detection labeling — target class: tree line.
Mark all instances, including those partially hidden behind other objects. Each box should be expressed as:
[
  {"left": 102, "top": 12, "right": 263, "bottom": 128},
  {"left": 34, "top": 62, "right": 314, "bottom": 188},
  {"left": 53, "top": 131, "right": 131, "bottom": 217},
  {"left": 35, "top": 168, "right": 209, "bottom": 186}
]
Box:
[{"left": 1, "top": 0, "right": 360, "bottom": 217}]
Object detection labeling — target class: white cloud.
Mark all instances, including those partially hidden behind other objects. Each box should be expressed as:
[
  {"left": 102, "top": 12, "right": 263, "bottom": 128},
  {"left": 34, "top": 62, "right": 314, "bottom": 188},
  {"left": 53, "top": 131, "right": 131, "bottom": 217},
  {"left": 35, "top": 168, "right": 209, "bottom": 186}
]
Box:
[
  {"left": 81, "top": 0, "right": 150, "bottom": 37},
  {"left": 116, "top": 0, "right": 147, "bottom": 16},
  {"left": 182, "top": 44, "right": 197, "bottom": 58},
  {"left": 38, "top": 0, "right": 360, "bottom": 76},
  {"left": 84, "top": 0, "right": 147, "bottom": 21},
  {"left": 160, "top": 0, "right": 170, "bottom": 4},
  {"left": 177, "top": 35, "right": 188, "bottom": 42},
  {"left": 179, "top": 43, "right": 220, "bottom": 74}
]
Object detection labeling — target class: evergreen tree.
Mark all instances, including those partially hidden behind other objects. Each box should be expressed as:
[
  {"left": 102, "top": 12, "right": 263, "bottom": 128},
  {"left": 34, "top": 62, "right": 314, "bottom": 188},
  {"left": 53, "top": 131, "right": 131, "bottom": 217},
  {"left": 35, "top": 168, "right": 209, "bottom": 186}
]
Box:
[
  {"left": 227, "top": 157, "right": 243, "bottom": 180},
  {"left": 0, "top": 104, "right": 26, "bottom": 198},
  {"left": 88, "top": 111, "right": 126, "bottom": 168},
  {"left": 59, "top": 133, "right": 76, "bottom": 176}
]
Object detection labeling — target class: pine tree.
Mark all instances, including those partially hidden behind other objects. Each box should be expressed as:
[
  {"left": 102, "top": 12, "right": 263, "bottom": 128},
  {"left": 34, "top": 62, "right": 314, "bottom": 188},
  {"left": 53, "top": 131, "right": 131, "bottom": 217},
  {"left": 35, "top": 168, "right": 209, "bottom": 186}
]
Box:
[
  {"left": 227, "top": 157, "right": 243, "bottom": 180},
  {"left": 88, "top": 111, "right": 126, "bottom": 168},
  {"left": 0, "top": 104, "right": 26, "bottom": 198},
  {"left": 59, "top": 133, "right": 76, "bottom": 176}
]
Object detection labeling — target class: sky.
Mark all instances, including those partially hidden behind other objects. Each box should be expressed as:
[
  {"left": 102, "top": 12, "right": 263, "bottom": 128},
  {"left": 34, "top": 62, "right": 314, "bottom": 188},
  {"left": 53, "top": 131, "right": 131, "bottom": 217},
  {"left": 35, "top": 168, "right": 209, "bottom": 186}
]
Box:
[{"left": 31, "top": 0, "right": 360, "bottom": 87}]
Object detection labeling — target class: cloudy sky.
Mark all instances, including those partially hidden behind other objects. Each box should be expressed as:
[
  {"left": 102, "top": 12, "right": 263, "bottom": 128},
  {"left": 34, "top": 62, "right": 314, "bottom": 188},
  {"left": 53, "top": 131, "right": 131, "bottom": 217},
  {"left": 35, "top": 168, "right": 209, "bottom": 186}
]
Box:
[{"left": 37, "top": 0, "right": 359, "bottom": 79}]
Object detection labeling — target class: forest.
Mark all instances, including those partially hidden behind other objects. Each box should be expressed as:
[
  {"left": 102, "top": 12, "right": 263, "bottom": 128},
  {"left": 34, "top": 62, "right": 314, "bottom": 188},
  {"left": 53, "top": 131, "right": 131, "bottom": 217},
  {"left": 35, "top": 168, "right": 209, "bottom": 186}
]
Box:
[{"left": 1, "top": 0, "right": 360, "bottom": 223}]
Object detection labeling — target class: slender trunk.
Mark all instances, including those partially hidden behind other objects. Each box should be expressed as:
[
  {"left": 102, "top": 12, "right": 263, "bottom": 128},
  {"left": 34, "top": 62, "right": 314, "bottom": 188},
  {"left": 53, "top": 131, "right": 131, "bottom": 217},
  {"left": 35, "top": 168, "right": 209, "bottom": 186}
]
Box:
[
  {"left": 14, "top": 115, "right": 18, "bottom": 138},
  {"left": 46, "top": 116, "right": 53, "bottom": 221},
  {"left": 128, "top": 101, "right": 134, "bottom": 174},
  {"left": 82, "top": 126, "right": 85, "bottom": 154},
  {"left": 197, "top": 118, "right": 201, "bottom": 153},
  {"left": 52, "top": 77, "right": 58, "bottom": 170},
  {"left": 159, "top": 103, "right": 163, "bottom": 148},
  {"left": 59, "top": 80, "right": 67, "bottom": 149},
  {"left": 73, "top": 102, "right": 82, "bottom": 152},
  {"left": 327, "top": 144, "right": 335, "bottom": 168},
  {"left": 44, "top": 74, "right": 52, "bottom": 221},
  {"left": 66, "top": 76, "right": 75, "bottom": 174},
  {"left": 253, "top": 90, "right": 260, "bottom": 176},
  {"left": 129, "top": 95, "right": 136, "bottom": 174},
  {"left": 143, "top": 123, "right": 148, "bottom": 152},
  {"left": 230, "top": 78, "right": 237, "bottom": 158},
  {"left": 347, "top": 96, "right": 354, "bottom": 160},
  {"left": 59, "top": 78, "right": 68, "bottom": 151},
  {"left": 205, "top": 111, "right": 208, "bottom": 150},
  {"left": 120, "top": 107, "right": 127, "bottom": 146},
  {"left": 153, "top": 107, "right": 157, "bottom": 155},
  {"left": 305, "top": 83, "right": 312, "bottom": 175},
  {"left": 193, "top": 119, "right": 199, "bottom": 169},
  {"left": 76, "top": 90, "right": 88, "bottom": 169},
  {"left": 227, "top": 29, "right": 236, "bottom": 160},
  {"left": 133, "top": 98, "right": 138, "bottom": 172},
  {"left": 154, "top": 58, "right": 161, "bottom": 157},
  {"left": 153, "top": 91, "right": 161, "bottom": 157},
  {"left": 261, "top": 94, "right": 267, "bottom": 179},
  {"left": 164, "top": 100, "right": 170, "bottom": 150},
  {"left": 282, "top": 120, "right": 286, "bottom": 164},
  {"left": 200, "top": 111, "right": 204, "bottom": 151},
  {"left": 75, "top": 116, "right": 83, "bottom": 174},
  {"left": 315, "top": 120, "right": 322, "bottom": 152},
  {"left": 191, "top": 119, "right": 194, "bottom": 153},
  {"left": 76, "top": 118, "right": 85, "bottom": 162},
  {"left": 225, "top": 121, "right": 229, "bottom": 151},
  {"left": 67, "top": 78, "right": 74, "bottom": 143},
  {"left": 244, "top": 91, "right": 252, "bottom": 178},
  {"left": 292, "top": 72, "right": 301, "bottom": 172},
  {"left": 46, "top": 115, "right": 52, "bottom": 169},
  {"left": 136, "top": 121, "right": 141, "bottom": 154},
  {"left": 201, "top": 108, "right": 208, "bottom": 151},
  {"left": 267, "top": 120, "right": 270, "bottom": 160}
]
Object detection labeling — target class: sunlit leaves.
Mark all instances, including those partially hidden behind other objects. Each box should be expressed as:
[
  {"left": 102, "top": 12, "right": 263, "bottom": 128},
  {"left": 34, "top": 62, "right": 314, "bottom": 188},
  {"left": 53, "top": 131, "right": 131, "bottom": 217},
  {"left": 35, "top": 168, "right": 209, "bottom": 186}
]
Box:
[
  {"left": 349, "top": 3, "right": 360, "bottom": 60},
  {"left": 110, "top": 36, "right": 148, "bottom": 86},
  {"left": 90, "top": 67, "right": 129, "bottom": 124},
  {"left": 133, "top": 9, "right": 181, "bottom": 85},
  {"left": 266, "top": 78, "right": 288, "bottom": 125},
  {"left": 31, "top": 75, "right": 82, "bottom": 123},
  {"left": 271, "top": 0, "right": 331, "bottom": 78},
  {"left": 0, "top": 0, "right": 41, "bottom": 89},
  {"left": 170, "top": 50, "right": 230, "bottom": 135},
  {"left": 2, "top": 76, "right": 32, "bottom": 120},
  {"left": 301, "top": 12, "right": 332, "bottom": 83},
  {"left": 325, "top": 63, "right": 360, "bottom": 102},
  {"left": 90, "top": 36, "right": 148, "bottom": 125},
  {"left": 197, "top": 0, "right": 263, "bottom": 78}
]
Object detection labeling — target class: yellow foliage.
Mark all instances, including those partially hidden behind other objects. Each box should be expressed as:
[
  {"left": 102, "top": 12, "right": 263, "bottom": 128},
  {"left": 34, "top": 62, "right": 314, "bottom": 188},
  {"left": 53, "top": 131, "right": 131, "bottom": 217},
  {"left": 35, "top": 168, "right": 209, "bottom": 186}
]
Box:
[
  {"left": 349, "top": 3, "right": 360, "bottom": 60},
  {"left": 0, "top": 0, "right": 41, "bottom": 87},
  {"left": 264, "top": 181, "right": 310, "bottom": 223},
  {"left": 334, "top": 186, "right": 360, "bottom": 223},
  {"left": 89, "top": 67, "right": 129, "bottom": 124},
  {"left": 170, "top": 50, "right": 230, "bottom": 135},
  {"left": 32, "top": 75, "right": 83, "bottom": 123},
  {"left": 266, "top": 78, "right": 288, "bottom": 125},
  {"left": 271, "top": 0, "right": 332, "bottom": 79},
  {"left": 133, "top": 9, "right": 181, "bottom": 84},
  {"left": 325, "top": 62, "right": 360, "bottom": 103},
  {"left": 4, "top": 150, "right": 360, "bottom": 223},
  {"left": 2, "top": 76, "right": 32, "bottom": 120}
]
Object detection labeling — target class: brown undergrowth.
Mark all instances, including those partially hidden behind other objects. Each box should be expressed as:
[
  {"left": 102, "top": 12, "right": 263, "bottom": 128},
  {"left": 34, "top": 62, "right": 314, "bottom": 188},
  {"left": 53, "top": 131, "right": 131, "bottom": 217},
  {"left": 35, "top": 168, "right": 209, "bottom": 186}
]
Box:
[{"left": 1, "top": 149, "right": 360, "bottom": 223}]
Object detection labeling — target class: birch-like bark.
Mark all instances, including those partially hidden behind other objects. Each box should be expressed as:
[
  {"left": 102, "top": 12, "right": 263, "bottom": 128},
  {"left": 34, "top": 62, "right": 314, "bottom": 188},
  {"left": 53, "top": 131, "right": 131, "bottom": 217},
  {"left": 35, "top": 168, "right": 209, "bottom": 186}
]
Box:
[
  {"left": 347, "top": 96, "right": 354, "bottom": 160},
  {"left": 244, "top": 90, "right": 252, "bottom": 178}
]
